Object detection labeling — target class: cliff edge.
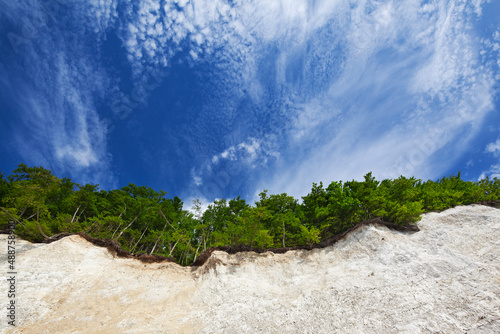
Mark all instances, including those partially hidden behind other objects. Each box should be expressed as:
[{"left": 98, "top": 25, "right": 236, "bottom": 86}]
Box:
[{"left": 1, "top": 205, "right": 499, "bottom": 333}]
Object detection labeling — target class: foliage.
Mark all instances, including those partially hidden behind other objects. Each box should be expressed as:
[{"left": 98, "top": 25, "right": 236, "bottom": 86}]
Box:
[{"left": 1, "top": 163, "right": 499, "bottom": 265}]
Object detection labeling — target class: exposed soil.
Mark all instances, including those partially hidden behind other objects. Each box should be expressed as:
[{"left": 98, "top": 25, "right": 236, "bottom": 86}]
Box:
[
  {"left": 43, "top": 232, "right": 175, "bottom": 264},
  {"left": 2, "top": 205, "right": 499, "bottom": 334}
]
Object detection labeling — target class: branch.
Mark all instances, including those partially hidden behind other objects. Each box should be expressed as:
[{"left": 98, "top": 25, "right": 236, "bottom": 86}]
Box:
[
  {"left": 150, "top": 235, "right": 162, "bottom": 255},
  {"left": 75, "top": 208, "right": 85, "bottom": 223},
  {"left": 150, "top": 220, "right": 168, "bottom": 255},
  {"left": 71, "top": 205, "right": 81, "bottom": 223},
  {"left": 116, "top": 206, "right": 156, "bottom": 240},
  {"left": 116, "top": 213, "right": 140, "bottom": 240},
  {"left": 111, "top": 222, "right": 122, "bottom": 239},
  {"left": 168, "top": 237, "right": 181, "bottom": 257},
  {"left": 36, "top": 206, "right": 49, "bottom": 239},
  {"left": 159, "top": 209, "right": 178, "bottom": 231},
  {"left": 131, "top": 226, "right": 148, "bottom": 253},
  {"left": 119, "top": 204, "right": 126, "bottom": 218},
  {"left": 19, "top": 206, "right": 27, "bottom": 219},
  {"left": 0, "top": 207, "right": 28, "bottom": 229}
]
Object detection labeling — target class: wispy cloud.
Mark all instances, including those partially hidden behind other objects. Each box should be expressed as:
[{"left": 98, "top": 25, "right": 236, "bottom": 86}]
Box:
[
  {"left": 189, "top": 136, "right": 280, "bottom": 198},
  {"left": 211, "top": 138, "right": 278, "bottom": 167},
  {"left": 480, "top": 164, "right": 500, "bottom": 179},
  {"left": 1, "top": 0, "right": 498, "bottom": 201},
  {"left": 251, "top": 0, "right": 498, "bottom": 198},
  {"left": 115, "top": 0, "right": 498, "bottom": 199},
  {"left": 486, "top": 139, "right": 500, "bottom": 156},
  {"left": 481, "top": 138, "right": 500, "bottom": 179},
  {"left": 1, "top": 1, "right": 116, "bottom": 186}
]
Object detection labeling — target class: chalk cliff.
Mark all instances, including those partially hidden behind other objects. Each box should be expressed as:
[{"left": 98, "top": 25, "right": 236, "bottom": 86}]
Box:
[{"left": 1, "top": 205, "right": 499, "bottom": 333}]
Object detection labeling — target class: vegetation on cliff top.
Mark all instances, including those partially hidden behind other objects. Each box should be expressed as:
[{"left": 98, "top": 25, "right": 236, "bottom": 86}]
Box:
[{"left": 1, "top": 163, "right": 499, "bottom": 265}]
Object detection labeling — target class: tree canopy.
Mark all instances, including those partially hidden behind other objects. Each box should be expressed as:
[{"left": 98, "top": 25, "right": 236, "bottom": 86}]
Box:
[{"left": 1, "top": 164, "right": 499, "bottom": 265}]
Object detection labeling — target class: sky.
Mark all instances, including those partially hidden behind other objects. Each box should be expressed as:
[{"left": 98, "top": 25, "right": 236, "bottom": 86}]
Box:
[{"left": 0, "top": 0, "right": 499, "bottom": 207}]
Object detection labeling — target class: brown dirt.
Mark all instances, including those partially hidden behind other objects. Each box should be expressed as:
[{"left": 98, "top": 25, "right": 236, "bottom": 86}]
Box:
[{"left": 43, "top": 232, "right": 175, "bottom": 264}]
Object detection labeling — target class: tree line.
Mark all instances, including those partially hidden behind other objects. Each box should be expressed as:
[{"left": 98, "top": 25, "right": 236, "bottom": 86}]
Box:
[{"left": 1, "top": 163, "right": 499, "bottom": 265}]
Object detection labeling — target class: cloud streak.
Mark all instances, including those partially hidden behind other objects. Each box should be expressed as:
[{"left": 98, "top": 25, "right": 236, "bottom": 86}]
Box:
[
  {"left": 0, "top": 0, "right": 498, "bottom": 202},
  {"left": 253, "top": 0, "right": 498, "bottom": 198},
  {"left": 1, "top": 1, "right": 116, "bottom": 186},
  {"left": 105, "top": 0, "right": 500, "bottom": 197}
]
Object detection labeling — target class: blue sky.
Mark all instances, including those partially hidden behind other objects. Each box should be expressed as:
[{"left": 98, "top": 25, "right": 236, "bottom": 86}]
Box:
[{"left": 1, "top": 0, "right": 499, "bottom": 207}]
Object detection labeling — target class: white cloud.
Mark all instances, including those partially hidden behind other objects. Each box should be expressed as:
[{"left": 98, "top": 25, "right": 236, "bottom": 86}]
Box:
[
  {"left": 6, "top": 0, "right": 496, "bottom": 200},
  {"left": 211, "top": 138, "right": 278, "bottom": 168},
  {"left": 1, "top": 1, "right": 117, "bottom": 187},
  {"left": 219, "top": 150, "right": 230, "bottom": 159},
  {"left": 479, "top": 165, "right": 500, "bottom": 180},
  {"left": 486, "top": 139, "right": 500, "bottom": 156},
  {"left": 193, "top": 174, "right": 202, "bottom": 186},
  {"left": 238, "top": 140, "right": 260, "bottom": 161},
  {"left": 188, "top": 137, "right": 280, "bottom": 197},
  {"left": 113, "top": 0, "right": 494, "bottom": 199},
  {"left": 119, "top": 0, "right": 346, "bottom": 83},
  {"left": 55, "top": 145, "right": 97, "bottom": 168},
  {"left": 247, "top": 0, "right": 497, "bottom": 198},
  {"left": 87, "top": 0, "right": 118, "bottom": 33},
  {"left": 11, "top": 52, "right": 113, "bottom": 185},
  {"left": 481, "top": 138, "right": 500, "bottom": 180}
]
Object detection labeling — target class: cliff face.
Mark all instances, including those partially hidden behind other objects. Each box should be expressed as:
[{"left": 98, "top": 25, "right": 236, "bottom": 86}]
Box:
[{"left": 1, "top": 205, "right": 499, "bottom": 333}]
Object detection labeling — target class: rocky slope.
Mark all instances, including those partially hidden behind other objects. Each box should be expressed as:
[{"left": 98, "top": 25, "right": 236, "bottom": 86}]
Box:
[{"left": 1, "top": 205, "right": 499, "bottom": 333}]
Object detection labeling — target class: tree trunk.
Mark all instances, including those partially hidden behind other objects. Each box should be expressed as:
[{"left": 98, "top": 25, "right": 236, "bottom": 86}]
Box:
[
  {"left": 75, "top": 208, "right": 85, "bottom": 223},
  {"left": 36, "top": 206, "right": 49, "bottom": 239},
  {"left": 194, "top": 244, "right": 201, "bottom": 262},
  {"left": 119, "top": 204, "right": 126, "bottom": 218},
  {"left": 131, "top": 227, "right": 148, "bottom": 253},
  {"left": 71, "top": 205, "right": 81, "bottom": 223},
  {"left": 0, "top": 207, "right": 28, "bottom": 229},
  {"left": 159, "top": 209, "right": 178, "bottom": 231},
  {"left": 250, "top": 216, "right": 261, "bottom": 248},
  {"left": 203, "top": 232, "right": 207, "bottom": 252},
  {"left": 150, "top": 236, "right": 161, "bottom": 255},
  {"left": 150, "top": 222, "right": 168, "bottom": 255},
  {"left": 116, "top": 213, "right": 141, "bottom": 240},
  {"left": 282, "top": 217, "right": 286, "bottom": 248},
  {"left": 111, "top": 222, "right": 122, "bottom": 239},
  {"left": 168, "top": 237, "right": 181, "bottom": 257},
  {"left": 128, "top": 237, "right": 136, "bottom": 250},
  {"left": 19, "top": 207, "right": 27, "bottom": 219}
]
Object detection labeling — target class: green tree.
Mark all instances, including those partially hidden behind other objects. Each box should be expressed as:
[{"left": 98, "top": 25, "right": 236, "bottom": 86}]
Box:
[
  {"left": 256, "top": 190, "right": 318, "bottom": 247},
  {"left": 2, "top": 164, "right": 65, "bottom": 240}
]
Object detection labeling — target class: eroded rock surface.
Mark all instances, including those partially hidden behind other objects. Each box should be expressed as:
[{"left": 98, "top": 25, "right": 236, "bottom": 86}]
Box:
[{"left": 1, "top": 205, "right": 499, "bottom": 333}]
